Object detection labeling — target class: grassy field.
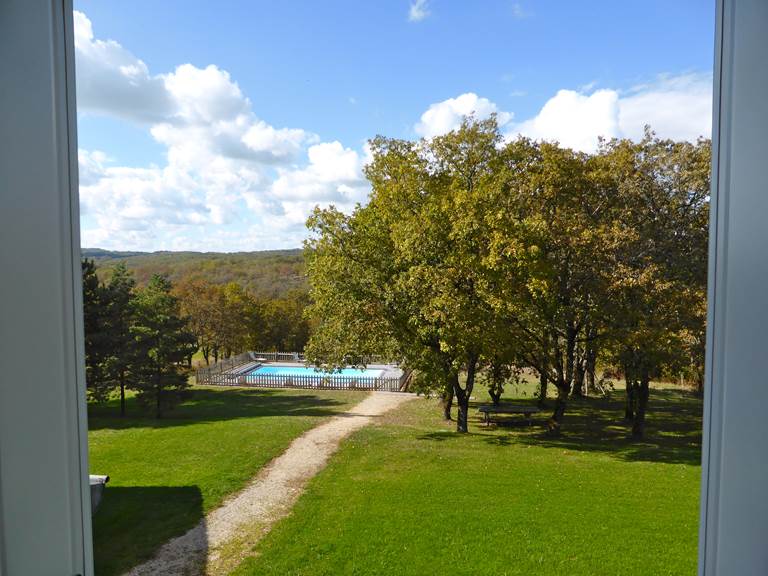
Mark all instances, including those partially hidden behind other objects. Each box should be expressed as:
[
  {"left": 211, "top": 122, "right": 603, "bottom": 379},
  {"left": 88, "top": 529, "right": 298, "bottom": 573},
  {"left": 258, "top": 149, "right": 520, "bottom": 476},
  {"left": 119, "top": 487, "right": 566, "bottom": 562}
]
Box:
[
  {"left": 88, "top": 386, "right": 365, "bottom": 576},
  {"left": 232, "top": 387, "right": 703, "bottom": 576}
]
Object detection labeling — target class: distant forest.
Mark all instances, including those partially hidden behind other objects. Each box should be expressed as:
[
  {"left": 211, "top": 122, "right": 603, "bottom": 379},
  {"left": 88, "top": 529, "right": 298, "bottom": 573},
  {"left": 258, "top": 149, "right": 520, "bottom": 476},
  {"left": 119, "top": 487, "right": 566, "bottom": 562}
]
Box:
[{"left": 84, "top": 248, "right": 307, "bottom": 298}]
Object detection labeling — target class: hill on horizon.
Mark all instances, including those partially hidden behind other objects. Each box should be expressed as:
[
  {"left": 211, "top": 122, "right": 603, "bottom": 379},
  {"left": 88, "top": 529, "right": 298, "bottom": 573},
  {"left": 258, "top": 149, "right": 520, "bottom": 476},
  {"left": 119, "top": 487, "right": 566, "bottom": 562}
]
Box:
[{"left": 83, "top": 248, "right": 306, "bottom": 298}]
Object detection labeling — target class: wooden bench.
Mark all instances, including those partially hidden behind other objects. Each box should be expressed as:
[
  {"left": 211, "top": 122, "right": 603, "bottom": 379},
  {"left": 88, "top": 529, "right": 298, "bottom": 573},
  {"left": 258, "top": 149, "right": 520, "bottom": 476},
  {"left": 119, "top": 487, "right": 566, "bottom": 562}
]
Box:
[{"left": 477, "top": 404, "right": 541, "bottom": 426}]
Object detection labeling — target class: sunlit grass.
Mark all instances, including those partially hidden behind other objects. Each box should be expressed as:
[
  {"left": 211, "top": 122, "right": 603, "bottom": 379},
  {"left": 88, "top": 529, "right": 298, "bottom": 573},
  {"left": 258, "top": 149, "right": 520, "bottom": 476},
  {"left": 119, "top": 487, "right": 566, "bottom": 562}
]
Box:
[
  {"left": 232, "top": 386, "right": 702, "bottom": 576},
  {"left": 88, "top": 386, "right": 364, "bottom": 576}
]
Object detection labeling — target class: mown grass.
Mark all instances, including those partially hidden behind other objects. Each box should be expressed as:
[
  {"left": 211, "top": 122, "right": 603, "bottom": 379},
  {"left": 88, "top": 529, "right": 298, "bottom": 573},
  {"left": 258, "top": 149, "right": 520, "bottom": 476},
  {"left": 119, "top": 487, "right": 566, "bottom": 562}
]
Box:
[
  {"left": 232, "top": 386, "right": 702, "bottom": 576},
  {"left": 88, "top": 386, "right": 365, "bottom": 576}
]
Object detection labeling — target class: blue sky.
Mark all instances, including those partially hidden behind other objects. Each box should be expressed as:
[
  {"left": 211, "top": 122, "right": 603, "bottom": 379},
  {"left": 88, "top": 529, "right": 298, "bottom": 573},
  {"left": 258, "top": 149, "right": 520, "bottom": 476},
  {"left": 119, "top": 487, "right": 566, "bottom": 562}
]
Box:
[{"left": 74, "top": 0, "right": 715, "bottom": 251}]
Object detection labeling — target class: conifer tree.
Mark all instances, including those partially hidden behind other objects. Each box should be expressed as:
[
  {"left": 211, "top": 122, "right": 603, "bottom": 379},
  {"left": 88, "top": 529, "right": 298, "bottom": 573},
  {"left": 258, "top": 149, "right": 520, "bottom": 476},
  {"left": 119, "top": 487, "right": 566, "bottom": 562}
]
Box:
[
  {"left": 131, "top": 275, "right": 197, "bottom": 418},
  {"left": 102, "top": 262, "right": 137, "bottom": 416},
  {"left": 82, "top": 259, "right": 111, "bottom": 402}
]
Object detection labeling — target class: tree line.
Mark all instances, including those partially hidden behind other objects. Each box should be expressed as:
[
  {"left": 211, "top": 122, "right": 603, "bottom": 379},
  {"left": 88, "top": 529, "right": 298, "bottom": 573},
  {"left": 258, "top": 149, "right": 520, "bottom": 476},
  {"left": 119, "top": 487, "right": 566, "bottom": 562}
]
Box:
[
  {"left": 89, "top": 249, "right": 306, "bottom": 298},
  {"left": 82, "top": 262, "right": 311, "bottom": 417},
  {"left": 303, "top": 117, "right": 709, "bottom": 437},
  {"left": 173, "top": 278, "right": 311, "bottom": 364},
  {"left": 82, "top": 261, "right": 196, "bottom": 417}
]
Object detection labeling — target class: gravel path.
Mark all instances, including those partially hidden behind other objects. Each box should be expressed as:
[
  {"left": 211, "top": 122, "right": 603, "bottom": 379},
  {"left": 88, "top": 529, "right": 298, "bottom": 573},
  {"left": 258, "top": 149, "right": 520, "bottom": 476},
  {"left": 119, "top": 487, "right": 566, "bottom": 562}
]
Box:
[{"left": 124, "top": 391, "right": 414, "bottom": 576}]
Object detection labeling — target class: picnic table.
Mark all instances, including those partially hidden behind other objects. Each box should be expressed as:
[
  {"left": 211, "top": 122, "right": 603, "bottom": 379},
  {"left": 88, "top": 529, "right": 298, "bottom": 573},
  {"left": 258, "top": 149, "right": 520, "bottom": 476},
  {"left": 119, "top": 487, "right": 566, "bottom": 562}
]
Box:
[{"left": 477, "top": 404, "right": 541, "bottom": 426}]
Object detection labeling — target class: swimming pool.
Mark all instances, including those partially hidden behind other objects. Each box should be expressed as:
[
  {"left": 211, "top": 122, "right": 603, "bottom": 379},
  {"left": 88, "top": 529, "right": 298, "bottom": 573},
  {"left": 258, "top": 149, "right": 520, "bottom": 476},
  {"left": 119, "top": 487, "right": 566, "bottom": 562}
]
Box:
[{"left": 249, "top": 365, "right": 385, "bottom": 379}]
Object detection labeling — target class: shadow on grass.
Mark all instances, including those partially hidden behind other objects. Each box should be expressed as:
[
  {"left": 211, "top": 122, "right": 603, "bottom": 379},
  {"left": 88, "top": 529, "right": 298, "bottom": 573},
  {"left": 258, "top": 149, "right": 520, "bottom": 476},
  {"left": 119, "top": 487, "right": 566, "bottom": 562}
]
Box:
[
  {"left": 505, "top": 388, "right": 703, "bottom": 465},
  {"left": 88, "top": 387, "right": 354, "bottom": 431},
  {"left": 416, "top": 430, "right": 467, "bottom": 442},
  {"left": 93, "top": 485, "right": 205, "bottom": 576},
  {"left": 413, "top": 388, "right": 703, "bottom": 466},
  {"left": 483, "top": 434, "right": 517, "bottom": 447}
]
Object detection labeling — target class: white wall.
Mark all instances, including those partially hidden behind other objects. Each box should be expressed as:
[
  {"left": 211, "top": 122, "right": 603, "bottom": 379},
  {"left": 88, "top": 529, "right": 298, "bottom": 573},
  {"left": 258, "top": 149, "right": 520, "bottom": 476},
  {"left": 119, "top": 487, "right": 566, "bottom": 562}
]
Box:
[
  {"left": 699, "top": 0, "right": 768, "bottom": 573},
  {"left": 0, "top": 1, "right": 93, "bottom": 574}
]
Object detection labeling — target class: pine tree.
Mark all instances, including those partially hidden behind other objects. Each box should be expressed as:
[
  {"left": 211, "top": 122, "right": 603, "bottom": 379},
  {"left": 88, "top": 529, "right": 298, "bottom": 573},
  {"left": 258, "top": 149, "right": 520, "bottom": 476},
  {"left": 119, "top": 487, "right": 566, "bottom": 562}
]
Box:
[
  {"left": 131, "top": 275, "right": 197, "bottom": 418},
  {"left": 82, "top": 259, "right": 111, "bottom": 402},
  {"left": 102, "top": 263, "right": 137, "bottom": 416}
]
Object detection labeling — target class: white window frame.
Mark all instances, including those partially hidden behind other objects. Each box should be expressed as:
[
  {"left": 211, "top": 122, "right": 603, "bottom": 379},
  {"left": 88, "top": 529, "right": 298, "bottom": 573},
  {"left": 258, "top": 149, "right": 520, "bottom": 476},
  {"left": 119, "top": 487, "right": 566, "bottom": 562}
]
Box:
[
  {"left": 0, "top": 1, "right": 92, "bottom": 574},
  {"left": 698, "top": 0, "right": 768, "bottom": 573},
  {"left": 1, "top": 0, "right": 765, "bottom": 574}
]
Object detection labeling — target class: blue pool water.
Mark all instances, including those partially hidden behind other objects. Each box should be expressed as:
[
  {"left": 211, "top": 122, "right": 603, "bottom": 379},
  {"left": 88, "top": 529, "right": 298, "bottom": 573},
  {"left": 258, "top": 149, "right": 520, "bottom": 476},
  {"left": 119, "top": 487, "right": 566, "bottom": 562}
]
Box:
[{"left": 249, "top": 365, "right": 384, "bottom": 378}]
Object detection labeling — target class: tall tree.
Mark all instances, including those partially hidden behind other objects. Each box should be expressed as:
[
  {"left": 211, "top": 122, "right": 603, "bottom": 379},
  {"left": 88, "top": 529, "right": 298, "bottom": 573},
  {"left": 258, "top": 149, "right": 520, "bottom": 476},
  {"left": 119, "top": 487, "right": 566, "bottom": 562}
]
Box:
[
  {"left": 131, "top": 275, "right": 197, "bottom": 418},
  {"left": 409, "top": 118, "right": 502, "bottom": 431},
  {"left": 82, "top": 259, "right": 111, "bottom": 402},
  {"left": 219, "top": 282, "right": 255, "bottom": 358},
  {"left": 305, "top": 118, "right": 709, "bottom": 438},
  {"left": 101, "top": 262, "right": 136, "bottom": 416},
  {"left": 307, "top": 118, "right": 502, "bottom": 432},
  {"left": 480, "top": 138, "right": 615, "bottom": 432},
  {"left": 252, "top": 291, "right": 312, "bottom": 352},
  {"left": 598, "top": 132, "right": 710, "bottom": 437},
  {"left": 304, "top": 142, "right": 458, "bottom": 421},
  {"left": 174, "top": 278, "right": 219, "bottom": 365}
]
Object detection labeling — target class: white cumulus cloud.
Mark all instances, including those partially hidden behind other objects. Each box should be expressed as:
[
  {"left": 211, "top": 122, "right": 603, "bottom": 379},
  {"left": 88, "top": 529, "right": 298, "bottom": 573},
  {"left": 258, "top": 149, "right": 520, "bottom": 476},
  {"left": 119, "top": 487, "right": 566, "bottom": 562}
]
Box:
[
  {"left": 269, "top": 142, "right": 368, "bottom": 204},
  {"left": 73, "top": 11, "right": 173, "bottom": 123},
  {"left": 414, "top": 92, "right": 514, "bottom": 139},
  {"left": 514, "top": 89, "right": 621, "bottom": 152},
  {"left": 415, "top": 74, "right": 711, "bottom": 153},
  {"left": 617, "top": 73, "right": 712, "bottom": 142},
  {"left": 513, "top": 73, "right": 712, "bottom": 152},
  {"left": 74, "top": 11, "right": 368, "bottom": 251}
]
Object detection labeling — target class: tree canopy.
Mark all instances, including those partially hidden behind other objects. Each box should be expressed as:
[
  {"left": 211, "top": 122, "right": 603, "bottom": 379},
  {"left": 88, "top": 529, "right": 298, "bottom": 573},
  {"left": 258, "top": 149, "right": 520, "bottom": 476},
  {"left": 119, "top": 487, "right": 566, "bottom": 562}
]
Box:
[{"left": 304, "top": 117, "right": 710, "bottom": 436}]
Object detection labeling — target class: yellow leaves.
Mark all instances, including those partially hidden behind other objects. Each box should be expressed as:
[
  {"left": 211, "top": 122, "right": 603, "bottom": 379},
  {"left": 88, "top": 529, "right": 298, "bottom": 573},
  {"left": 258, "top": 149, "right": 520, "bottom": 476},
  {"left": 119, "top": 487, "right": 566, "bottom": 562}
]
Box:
[{"left": 527, "top": 244, "right": 541, "bottom": 258}]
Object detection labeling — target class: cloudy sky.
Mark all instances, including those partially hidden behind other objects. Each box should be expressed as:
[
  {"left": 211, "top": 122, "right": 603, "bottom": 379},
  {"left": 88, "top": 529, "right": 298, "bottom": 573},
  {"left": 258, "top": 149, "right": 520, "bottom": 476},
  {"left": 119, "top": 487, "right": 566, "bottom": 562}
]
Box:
[{"left": 75, "top": 0, "right": 715, "bottom": 252}]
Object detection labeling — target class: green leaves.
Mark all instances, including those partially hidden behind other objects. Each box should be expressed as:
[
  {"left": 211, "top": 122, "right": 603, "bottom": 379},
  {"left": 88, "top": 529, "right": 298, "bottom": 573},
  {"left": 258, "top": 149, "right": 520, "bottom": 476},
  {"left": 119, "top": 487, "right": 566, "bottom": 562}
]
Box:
[{"left": 305, "top": 117, "right": 710, "bottom": 433}]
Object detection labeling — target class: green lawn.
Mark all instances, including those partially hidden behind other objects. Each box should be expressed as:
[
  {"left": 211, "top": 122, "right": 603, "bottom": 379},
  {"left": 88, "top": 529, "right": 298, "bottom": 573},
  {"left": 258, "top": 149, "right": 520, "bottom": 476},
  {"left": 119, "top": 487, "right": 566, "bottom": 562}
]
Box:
[
  {"left": 88, "top": 386, "right": 365, "bottom": 576},
  {"left": 232, "top": 387, "right": 702, "bottom": 576}
]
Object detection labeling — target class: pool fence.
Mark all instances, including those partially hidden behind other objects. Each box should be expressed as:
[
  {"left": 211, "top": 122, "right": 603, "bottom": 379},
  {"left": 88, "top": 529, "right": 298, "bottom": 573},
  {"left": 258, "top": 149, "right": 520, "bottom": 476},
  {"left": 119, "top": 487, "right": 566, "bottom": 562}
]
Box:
[{"left": 195, "top": 351, "right": 407, "bottom": 392}]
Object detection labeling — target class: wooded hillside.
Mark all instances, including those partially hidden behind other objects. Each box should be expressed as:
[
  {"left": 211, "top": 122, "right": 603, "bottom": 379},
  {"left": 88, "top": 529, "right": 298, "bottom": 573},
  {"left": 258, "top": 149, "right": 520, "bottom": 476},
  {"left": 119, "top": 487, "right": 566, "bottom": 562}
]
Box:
[{"left": 84, "top": 249, "right": 306, "bottom": 298}]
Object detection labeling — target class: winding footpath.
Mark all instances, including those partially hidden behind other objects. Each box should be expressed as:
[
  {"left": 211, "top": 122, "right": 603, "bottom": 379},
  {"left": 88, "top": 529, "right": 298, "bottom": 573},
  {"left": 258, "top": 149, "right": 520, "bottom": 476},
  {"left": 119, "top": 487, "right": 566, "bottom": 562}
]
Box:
[{"left": 124, "top": 391, "right": 414, "bottom": 576}]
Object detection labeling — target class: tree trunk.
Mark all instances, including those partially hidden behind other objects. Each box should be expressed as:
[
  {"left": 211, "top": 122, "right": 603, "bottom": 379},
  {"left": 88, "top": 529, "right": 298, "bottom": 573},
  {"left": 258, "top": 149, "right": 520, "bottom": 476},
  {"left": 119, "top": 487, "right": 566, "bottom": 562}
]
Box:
[
  {"left": 538, "top": 329, "right": 550, "bottom": 407},
  {"left": 550, "top": 323, "right": 577, "bottom": 431},
  {"left": 119, "top": 369, "right": 126, "bottom": 417},
  {"left": 455, "top": 389, "right": 469, "bottom": 433},
  {"left": 538, "top": 370, "right": 548, "bottom": 407},
  {"left": 489, "top": 386, "right": 502, "bottom": 405},
  {"left": 695, "top": 370, "right": 704, "bottom": 396},
  {"left": 452, "top": 372, "right": 469, "bottom": 433},
  {"left": 585, "top": 345, "right": 597, "bottom": 396},
  {"left": 441, "top": 383, "right": 454, "bottom": 421},
  {"left": 454, "top": 353, "right": 479, "bottom": 434},
  {"left": 624, "top": 377, "right": 636, "bottom": 421},
  {"left": 203, "top": 346, "right": 210, "bottom": 365},
  {"left": 571, "top": 353, "right": 585, "bottom": 398},
  {"left": 632, "top": 373, "right": 650, "bottom": 438},
  {"left": 155, "top": 366, "right": 163, "bottom": 419},
  {"left": 549, "top": 380, "right": 569, "bottom": 434},
  {"left": 564, "top": 324, "right": 577, "bottom": 390}
]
